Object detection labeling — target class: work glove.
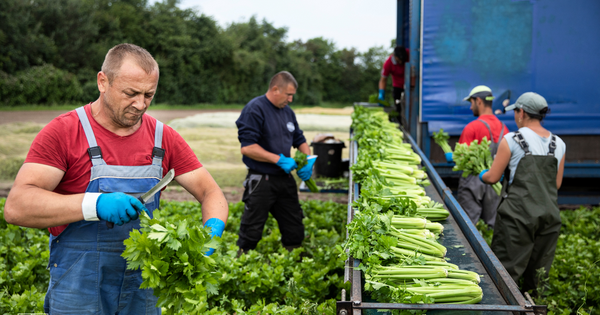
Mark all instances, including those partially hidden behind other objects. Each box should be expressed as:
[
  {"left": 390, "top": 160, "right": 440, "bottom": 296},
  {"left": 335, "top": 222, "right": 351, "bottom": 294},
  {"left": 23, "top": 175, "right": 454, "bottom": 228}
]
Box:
[
  {"left": 276, "top": 153, "right": 298, "bottom": 174},
  {"left": 445, "top": 152, "right": 453, "bottom": 163},
  {"left": 478, "top": 170, "right": 504, "bottom": 184},
  {"left": 96, "top": 193, "right": 148, "bottom": 226},
  {"left": 204, "top": 218, "right": 226, "bottom": 256},
  {"left": 377, "top": 89, "right": 386, "bottom": 107},
  {"left": 297, "top": 156, "right": 317, "bottom": 181}
]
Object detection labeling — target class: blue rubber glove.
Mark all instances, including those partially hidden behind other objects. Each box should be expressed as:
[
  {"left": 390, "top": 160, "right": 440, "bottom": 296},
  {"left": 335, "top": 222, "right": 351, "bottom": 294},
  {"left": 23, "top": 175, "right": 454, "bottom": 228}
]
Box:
[
  {"left": 297, "top": 156, "right": 317, "bottom": 181},
  {"left": 378, "top": 89, "right": 385, "bottom": 100},
  {"left": 478, "top": 169, "right": 489, "bottom": 183},
  {"left": 445, "top": 152, "right": 453, "bottom": 163},
  {"left": 275, "top": 153, "right": 298, "bottom": 174},
  {"left": 479, "top": 169, "right": 504, "bottom": 183},
  {"left": 204, "top": 218, "right": 225, "bottom": 256},
  {"left": 96, "top": 193, "right": 148, "bottom": 226}
]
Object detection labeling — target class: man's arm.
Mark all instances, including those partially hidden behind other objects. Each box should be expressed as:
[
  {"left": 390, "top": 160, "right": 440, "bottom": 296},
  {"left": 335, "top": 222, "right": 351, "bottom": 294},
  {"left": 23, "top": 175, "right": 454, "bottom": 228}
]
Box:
[
  {"left": 379, "top": 76, "right": 388, "bottom": 90},
  {"left": 240, "top": 144, "right": 280, "bottom": 164},
  {"left": 556, "top": 155, "right": 565, "bottom": 189},
  {"left": 482, "top": 139, "right": 511, "bottom": 184},
  {"left": 175, "top": 167, "right": 228, "bottom": 224},
  {"left": 4, "top": 163, "right": 85, "bottom": 228}
]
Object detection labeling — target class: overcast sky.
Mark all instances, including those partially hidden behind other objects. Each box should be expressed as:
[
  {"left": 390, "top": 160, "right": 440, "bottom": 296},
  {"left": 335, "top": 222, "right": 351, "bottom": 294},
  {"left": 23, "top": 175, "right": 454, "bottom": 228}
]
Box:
[{"left": 174, "top": 0, "right": 398, "bottom": 53}]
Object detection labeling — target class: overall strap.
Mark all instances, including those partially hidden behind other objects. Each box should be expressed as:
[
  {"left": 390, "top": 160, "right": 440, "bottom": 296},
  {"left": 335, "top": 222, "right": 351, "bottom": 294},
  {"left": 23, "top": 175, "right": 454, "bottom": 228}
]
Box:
[
  {"left": 548, "top": 134, "right": 557, "bottom": 157},
  {"left": 152, "top": 121, "right": 165, "bottom": 167},
  {"left": 75, "top": 107, "right": 105, "bottom": 166},
  {"left": 478, "top": 119, "right": 497, "bottom": 143},
  {"left": 513, "top": 131, "right": 532, "bottom": 155}
]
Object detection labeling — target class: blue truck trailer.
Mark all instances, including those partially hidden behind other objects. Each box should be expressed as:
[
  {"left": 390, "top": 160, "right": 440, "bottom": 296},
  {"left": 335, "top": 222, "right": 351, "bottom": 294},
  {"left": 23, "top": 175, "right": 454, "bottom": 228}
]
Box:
[
  {"left": 400, "top": 0, "right": 600, "bottom": 205},
  {"left": 337, "top": 1, "right": 598, "bottom": 314}
]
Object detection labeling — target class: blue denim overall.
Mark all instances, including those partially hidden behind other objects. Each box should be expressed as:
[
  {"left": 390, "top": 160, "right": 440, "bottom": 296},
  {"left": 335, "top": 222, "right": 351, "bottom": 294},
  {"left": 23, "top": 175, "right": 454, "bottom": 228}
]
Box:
[{"left": 44, "top": 107, "right": 164, "bottom": 314}]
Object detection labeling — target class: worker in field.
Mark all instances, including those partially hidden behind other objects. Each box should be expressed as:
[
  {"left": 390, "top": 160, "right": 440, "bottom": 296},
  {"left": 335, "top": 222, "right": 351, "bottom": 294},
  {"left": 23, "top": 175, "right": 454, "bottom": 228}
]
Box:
[
  {"left": 235, "top": 71, "right": 316, "bottom": 255},
  {"left": 378, "top": 45, "right": 409, "bottom": 127},
  {"left": 448, "top": 86, "right": 508, "bottom": 229},
  {"left": 4, "top": 43, "right": 228, "bottom": 314},
  {"left": 480, "top": 92, "right": 565, "bottom": 293}
]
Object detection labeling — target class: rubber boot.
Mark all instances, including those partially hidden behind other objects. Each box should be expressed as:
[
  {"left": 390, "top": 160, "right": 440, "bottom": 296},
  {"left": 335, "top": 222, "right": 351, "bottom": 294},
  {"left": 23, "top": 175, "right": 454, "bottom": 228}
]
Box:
[
  {"left": 284, "top": 244, "right": 301, "bottom": 252},
  {"left": 236, "top": 248, "right": 249, "bottom": 258}
]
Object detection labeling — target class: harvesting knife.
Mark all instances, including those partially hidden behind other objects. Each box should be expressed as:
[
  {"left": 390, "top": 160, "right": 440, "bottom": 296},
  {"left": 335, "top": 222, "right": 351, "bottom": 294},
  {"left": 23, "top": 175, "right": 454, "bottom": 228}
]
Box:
[{"left": 106, "top": 168, "right": 175, "bottom": 229}]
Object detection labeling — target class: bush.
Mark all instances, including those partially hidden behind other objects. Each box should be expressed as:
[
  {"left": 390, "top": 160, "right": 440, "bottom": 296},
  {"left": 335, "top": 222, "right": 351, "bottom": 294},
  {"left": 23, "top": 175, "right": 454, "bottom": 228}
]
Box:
[{"left": 0, "top": 64, "right": 83, "bottom": 106}]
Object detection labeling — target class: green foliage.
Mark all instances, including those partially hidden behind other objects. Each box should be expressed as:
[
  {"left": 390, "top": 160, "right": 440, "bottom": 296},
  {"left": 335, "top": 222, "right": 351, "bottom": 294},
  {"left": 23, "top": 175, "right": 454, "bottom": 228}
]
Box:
[
  {"left": 122, "top": 211, "right": 221, "bottom": 314},
  {"left": 475, "top": 219, "right": 493, "bottom": 246},
  {"left": 474, "top": 207, "right": 600, "bottom": 314},
  {"left": 452, "top": 138, "right": 502, "bottom": 195},
  {"left": 0, "top": 64, "right": 83, "bottom": 106},
  {"left": 0, "top": 1, "right": 389, "bottom": 106},
  {"left": 0, "top": 198, "right": 347, "bottom": 313},
  {"left": 293, "top": 150, "right": 319, "bottom": 192},
  {"left": 534, "top": 207, "right": 600, "bottom": 315},
  {"left": 0, "top": 199, "right": 49, "bottom": 313},
  {"left": 432, "top": 128, "right": 452, "bottom": 154}
]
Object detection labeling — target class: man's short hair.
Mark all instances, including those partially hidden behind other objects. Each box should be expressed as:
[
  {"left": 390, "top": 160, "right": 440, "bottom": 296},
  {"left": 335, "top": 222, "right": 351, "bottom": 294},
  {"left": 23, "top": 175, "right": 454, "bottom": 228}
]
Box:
[
  {"left": 394, "top": 46, "right": 408, "bottom": 62},
  {"left": 101, "top": 43, "right": 159, "bottom": 83},
  {"left": 269, "top": 71, "right": 298, "bottom": 90},
  {"left": 481, "top": 98, "right": 493, "bottom": 108}
]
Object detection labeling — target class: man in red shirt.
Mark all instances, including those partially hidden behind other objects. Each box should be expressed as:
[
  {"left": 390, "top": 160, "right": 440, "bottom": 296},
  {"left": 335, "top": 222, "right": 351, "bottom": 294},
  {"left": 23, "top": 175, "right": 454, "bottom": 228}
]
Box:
[
  {"left": 379, "top": 46, "right": 409, "bottom": 127},
  {"left": 4, "top": 43, "right": 229, "bottom": 314},
  {"left": 451, "top": 85, "right": 508, "bottom": 229}
]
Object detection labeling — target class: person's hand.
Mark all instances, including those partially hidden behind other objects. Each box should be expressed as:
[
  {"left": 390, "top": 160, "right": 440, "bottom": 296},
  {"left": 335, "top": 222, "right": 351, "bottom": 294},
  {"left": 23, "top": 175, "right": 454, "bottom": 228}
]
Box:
[
  {"left": 378, "top": 89, "right": 385, "bottom": 101},
  {"left": 297, "top": 156, "right": 317, "bottom": 181},
  {"left": 478, "top": 170, "right": 488, "bottom": 183},
  {"left": 445, "top": 152, "right": 453, "bottom": 163},
  {"left": 276, "top": 154, "right": 297, "bottom": 174},
  {"left": 96, "top": 193, "right": 148, "bottom": 226},
  {"left": 204, "top": 218, "right": 225, "bottom": 256}
]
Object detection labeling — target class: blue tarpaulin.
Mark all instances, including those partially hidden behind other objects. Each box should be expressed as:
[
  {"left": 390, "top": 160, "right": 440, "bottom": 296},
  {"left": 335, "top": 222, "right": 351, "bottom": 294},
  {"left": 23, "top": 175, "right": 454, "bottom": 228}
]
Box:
[{"left": 421, "top": 0, "right": 600, "bottom": 136}]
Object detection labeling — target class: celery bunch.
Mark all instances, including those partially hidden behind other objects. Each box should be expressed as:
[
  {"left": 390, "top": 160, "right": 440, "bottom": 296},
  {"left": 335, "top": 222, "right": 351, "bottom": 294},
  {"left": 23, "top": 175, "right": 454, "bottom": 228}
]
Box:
[
  {"left": 293, "top": 150, "right": 319, "bottom": 193},
  {"left": 433, "top": 128, "right": 452, "bottom": 154},
  {"left": 452, "top": 137, "right": 502, "bottom": 195}
]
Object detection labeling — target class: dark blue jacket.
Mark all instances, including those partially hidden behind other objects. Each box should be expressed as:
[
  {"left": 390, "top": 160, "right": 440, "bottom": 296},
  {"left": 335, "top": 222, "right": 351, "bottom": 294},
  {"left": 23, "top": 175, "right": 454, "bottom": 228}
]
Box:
[{"left": 236, "top": 95, "right": 306, "bottom": 175}]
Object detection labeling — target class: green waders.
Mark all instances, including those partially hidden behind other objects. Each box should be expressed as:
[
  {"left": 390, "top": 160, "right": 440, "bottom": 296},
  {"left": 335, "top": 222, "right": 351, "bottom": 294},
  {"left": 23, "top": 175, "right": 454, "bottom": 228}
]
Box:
[{"left": 491, "top": 131, "right": 561, "bottom": 293}]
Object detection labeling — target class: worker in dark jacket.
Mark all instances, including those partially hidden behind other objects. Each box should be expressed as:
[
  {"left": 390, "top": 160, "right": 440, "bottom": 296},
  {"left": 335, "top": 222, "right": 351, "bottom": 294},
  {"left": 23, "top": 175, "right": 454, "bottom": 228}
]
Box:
[
  {"left": 450, "top": 85, "right": 508, "bottom": 229},
  {"left": 481, "top": 92, "right": 566, "bottom": 293},
  {"left": 378, "top": 46, "right": 409, "bottom": 126},
  {"left": 235, "top": 71, "right": 315, "bottom": 254}
]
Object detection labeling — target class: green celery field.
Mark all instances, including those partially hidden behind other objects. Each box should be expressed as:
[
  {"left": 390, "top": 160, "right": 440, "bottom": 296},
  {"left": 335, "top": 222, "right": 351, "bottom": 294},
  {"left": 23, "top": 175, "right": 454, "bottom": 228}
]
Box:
[
  {"left": 0, "top": 198, "right": 348, "bottom": 314},
  {"left": 475, "top": 207, "right": 600, "bottom": 315}
]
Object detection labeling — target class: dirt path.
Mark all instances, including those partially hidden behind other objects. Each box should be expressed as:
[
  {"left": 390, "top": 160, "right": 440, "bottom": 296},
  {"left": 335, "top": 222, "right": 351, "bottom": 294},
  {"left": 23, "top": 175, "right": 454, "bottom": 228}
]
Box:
[{"left": 0, "top": 109, "right": 241, "bottom": 125}]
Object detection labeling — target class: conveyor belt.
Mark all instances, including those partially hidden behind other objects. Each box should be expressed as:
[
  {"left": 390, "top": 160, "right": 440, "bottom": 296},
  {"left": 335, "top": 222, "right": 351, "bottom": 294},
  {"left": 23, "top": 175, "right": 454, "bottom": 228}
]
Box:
[{"left": 338, "top": 129, "right": 547, "bottom": 315}]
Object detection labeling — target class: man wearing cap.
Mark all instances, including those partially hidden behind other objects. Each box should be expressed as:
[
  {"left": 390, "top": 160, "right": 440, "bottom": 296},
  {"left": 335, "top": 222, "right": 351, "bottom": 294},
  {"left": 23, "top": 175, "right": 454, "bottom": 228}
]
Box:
[
  {"left": 448, "top": 85, "right": 508, "bottom": 229},
  {"left": 479, "top": 92, "right": 565, "bottom": 292},
  {"left": 378, "top": 46, "right": 409, "bottom": 126}
]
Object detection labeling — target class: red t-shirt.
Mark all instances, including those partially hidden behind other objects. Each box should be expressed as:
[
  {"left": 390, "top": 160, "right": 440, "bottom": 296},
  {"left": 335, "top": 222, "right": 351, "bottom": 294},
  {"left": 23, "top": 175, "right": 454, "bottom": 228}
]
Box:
[
  {"left": 25, "top": 104, "right": 202, "bottom": 236},
  {"left": 381, "top": 50, "right": 409, "bottom": 88},
  {"left": 459, "top": 115, "right": 509, "bottom": 145}
]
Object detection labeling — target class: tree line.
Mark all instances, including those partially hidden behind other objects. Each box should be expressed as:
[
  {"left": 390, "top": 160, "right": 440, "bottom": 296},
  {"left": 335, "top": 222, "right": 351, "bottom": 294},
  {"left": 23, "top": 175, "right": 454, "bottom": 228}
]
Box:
[{"left": 0, "top": 0, "right": 392, "bottom": 106}]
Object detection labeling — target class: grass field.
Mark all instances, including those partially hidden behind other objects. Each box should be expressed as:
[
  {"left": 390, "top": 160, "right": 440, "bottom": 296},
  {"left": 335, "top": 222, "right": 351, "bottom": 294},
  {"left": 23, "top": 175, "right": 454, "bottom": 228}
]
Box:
[
  {"left": 0, "top": 111, "right": 351, "bottom": 190},
  {"left": 0, "top": 101, "right": 351, "bottom": 111}
]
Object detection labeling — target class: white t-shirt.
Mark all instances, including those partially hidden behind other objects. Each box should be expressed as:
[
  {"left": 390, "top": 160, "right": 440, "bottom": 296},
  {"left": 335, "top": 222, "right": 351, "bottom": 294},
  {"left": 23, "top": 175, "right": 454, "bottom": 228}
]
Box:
[{"left": 504, "top": 127, "right": 566, "bottom": 184}]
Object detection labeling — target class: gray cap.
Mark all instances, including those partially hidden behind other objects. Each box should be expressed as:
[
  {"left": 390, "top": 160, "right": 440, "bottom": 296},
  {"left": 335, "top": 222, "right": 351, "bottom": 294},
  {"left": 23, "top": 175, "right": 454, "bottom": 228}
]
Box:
[{"left": 504, "top": 92, "right": 548, "bottom": 113}]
